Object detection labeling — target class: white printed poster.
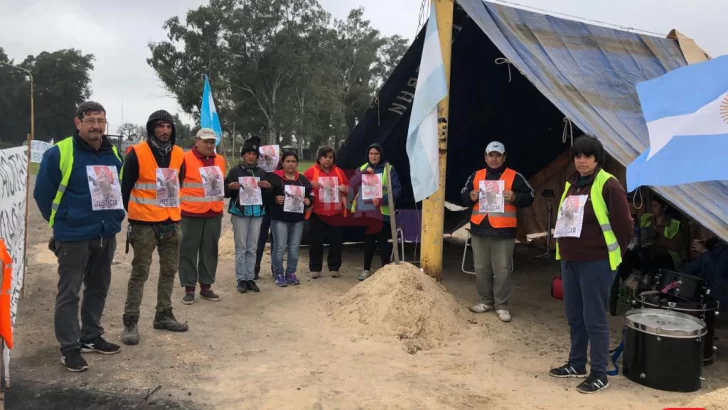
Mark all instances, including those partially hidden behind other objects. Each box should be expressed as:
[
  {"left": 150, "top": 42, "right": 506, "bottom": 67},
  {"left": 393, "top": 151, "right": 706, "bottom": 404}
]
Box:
[
  {"left": 30, "top": 140, "right": 53, "bottom": 164},
  {"left": 86, "top": 165, "right": 123, "bottom": 210},
  {"left": 258, "top": 145, "right": 280, "bottom": 173},
  {"left": 0, "top": 147, "right": 29, "bottom": 378},
  {"left": 361, "top": 174, "right": 382, "bottom": 200},
  {"left": 199, "top": 166, "right": 224, "bottom": 198},
  {"left": 284, "top": 185, "right": 305, "bottom": 214},
  {"left": 238, "top": 176, "right": 262, "bottom": 206},
  {"left": 318, "top": 176, "right": 339, "bottom": 204},
  {"left": 155, "top": 168, "right": 180, "bottom": 208},
  {"left": 478, "top": 180, "right": 505, "bottom": 213},
  {"left": 554, "top": 195, "right": 589, "bottom": 238}
]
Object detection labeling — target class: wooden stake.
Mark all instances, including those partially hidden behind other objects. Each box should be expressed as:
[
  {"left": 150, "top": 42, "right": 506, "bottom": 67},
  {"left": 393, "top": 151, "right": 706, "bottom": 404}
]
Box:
[
  {"left": 21, "top": 132, "right": 32, "bottom": 298},
  {"left": 386, "top": 162, "right": 400, "bottom": 263}
]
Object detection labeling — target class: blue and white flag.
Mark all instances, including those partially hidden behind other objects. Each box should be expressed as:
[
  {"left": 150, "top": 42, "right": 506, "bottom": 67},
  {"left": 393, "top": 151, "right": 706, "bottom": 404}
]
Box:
[
  {"left": 200, "top": 75, "right": 223, "bottom": 146},
  {"left": 627, "top": 55, "right": 728, "bottom": 192},
  {"left": 406, "top": 2, "right": 448, "bottom": 203}
]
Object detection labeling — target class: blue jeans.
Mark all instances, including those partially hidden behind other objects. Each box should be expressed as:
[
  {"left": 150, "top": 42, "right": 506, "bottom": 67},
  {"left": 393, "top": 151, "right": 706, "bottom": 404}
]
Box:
[
  {"left": 561, "top": 259, "right": 616, "bottom": 378},
  {"left": 232, "top": 216, "right": 264, "bottom": 281},
  {"left": 270, "top": 220, "right": 304, "bottom": 276}
]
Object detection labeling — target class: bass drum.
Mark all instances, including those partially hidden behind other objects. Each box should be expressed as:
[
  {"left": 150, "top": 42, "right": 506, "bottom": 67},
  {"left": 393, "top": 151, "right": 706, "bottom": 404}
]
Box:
[
  {"left": 653, "top": 269, "right": 708, "bottom": 302},
  {"left": 623, "top": 308, "right": 705, "bottom": 392}
]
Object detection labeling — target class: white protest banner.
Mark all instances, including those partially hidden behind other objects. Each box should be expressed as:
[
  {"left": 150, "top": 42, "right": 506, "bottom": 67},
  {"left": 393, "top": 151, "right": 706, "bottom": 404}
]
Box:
[
  {"left": 284, "top": 185, "right": 305, "bottom": 213},
  {"left": 199, "top": 166, "right": 224, "bottom": 198},
  {"left": 361, "top": 174, "right": 382, "bottom": 200},
  {"left": 86, "top": 165, "right": 123, "bottom": 210},
  {"left": 318, "top": 176, "right": 339, "bottom": 204},
  {"left": 238, "top": 176, "right": 262, "bottom": 206},
  {"left": 258, "top": 145, "right": 280, "bottom": 173},
  {"left": 30, "top": 140, "right": 53, "bottom": 164},
  {"left": 155, "top": 168, "right": 180, "bottom": 208},
  {"left": 478, "top": 180, "right": 505, "bottom": 213},
  {"left": 553, "top": 195, "right": 588, "bottom": 239}
]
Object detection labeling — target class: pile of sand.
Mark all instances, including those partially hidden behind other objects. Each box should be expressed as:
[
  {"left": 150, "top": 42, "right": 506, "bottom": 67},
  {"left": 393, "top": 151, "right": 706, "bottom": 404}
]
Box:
[
  {"left": 218, "top": 229, "right": 235, "bottom": 256},
  {"left": 684, "top": 387, "right": 728, "bottom": 409},
  {"left": 330, "top": 262, "right": 468, "bottom": 350}
]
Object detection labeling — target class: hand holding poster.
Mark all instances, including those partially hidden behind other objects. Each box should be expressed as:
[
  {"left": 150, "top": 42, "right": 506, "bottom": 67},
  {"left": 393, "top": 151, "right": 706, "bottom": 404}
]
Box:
[
  {"left": 361, "top": 174, "right": 382, "bottom": 200},
  {"left": 318, "top": 176, "right": 339, "bottom": 204},
  {"left": 478, "top": 180, "right": 505, "bottom": 213},
  {"left": 258, "top": 145, "right": 280, "bottom": 173},
  {"left": 156, "top": 168, "right": 180, "bottom": 207},
  {"left": 199, "top": 166, "right": 224, "bottom": 197},
  {"left": 86, "top": 165, "right": 123, "bottom": 210},
  {"left": 553, "top": 195, "right": 588, "bottom": 238},
  {"left": 284, "top": 185, "right": 305, "bottom": 213},
  {"left": 238, "top": 176, "right": 262, "bottom": 205}
]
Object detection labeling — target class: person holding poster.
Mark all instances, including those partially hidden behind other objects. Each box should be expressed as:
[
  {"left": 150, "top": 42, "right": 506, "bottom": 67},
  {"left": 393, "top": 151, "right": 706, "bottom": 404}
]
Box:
[
  {"left": 349, "top": 143, "right": 401, "bottom": 281},
  {"left": 177, "top": 129, "right": 227, "bottom": 305},
  {"left": 120, "top": 110, "right": 189, "bottom": 346},
  {"left": 550, "top": 135, "right": 632, "bottom": 394},
  {"left": 460, "top": 141, "right": 534, "bottom": 323},
  {"left": 34, "top": 101, "right": 125, "bottom": 372},
  {"left": 266, "top": 152, "right": 312, "bottom": 287},
  {"left": 225, "top": 137, "right": 272, "bottom": 293},
  {"left": 303, "top": 146, "right": 349, "bottom": 279}
]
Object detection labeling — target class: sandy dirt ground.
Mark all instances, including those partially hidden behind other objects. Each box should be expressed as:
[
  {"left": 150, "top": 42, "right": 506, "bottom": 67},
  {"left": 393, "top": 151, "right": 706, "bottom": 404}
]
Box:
[{"left": 4, "top": 190, "right": 728, "bottom": 410}]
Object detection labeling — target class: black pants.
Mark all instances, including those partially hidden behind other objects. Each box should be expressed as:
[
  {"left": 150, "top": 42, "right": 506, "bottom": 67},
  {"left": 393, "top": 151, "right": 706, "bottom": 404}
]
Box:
[
  {"left": 255, "top": 212, "right": 273, "bottom": 272},
  {"left": 364, "top": 221, "right": 392, "bottom": 271},
  {"left": 53, "top": 236, "right": 115, "bottom": 353},
  {"left": 308, "top": 213, "right": 343, "bottom": 272}
]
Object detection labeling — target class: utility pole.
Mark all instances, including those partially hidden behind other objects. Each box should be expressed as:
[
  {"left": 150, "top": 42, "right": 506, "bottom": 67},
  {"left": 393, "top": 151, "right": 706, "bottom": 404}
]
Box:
[{"left": 419, "top": 0, "right": 453, "bottom": 280}]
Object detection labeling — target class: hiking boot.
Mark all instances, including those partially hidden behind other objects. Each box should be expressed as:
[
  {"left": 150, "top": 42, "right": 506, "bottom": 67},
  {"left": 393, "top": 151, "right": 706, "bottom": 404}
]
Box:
[
  {"left": 246, "top": 280, "right": 260, "bottom": 292},
  {"left": 121, "top": 315, "right": 140, "bottom": 346},
  {"left": 81, "top": 336, "right": 121, "bottom": 355},
  {"left": 182, "top": 292, "right": 195, "bottom": 305},
  {"left": 549, "top": 363, "right": 587, "bottom": 378},
  {"left": 577, "top": 374, "right": 609, "bottom": 394},
  {"left": 275, "top": 274, "right": 288, "bottom": 287},
  {"left": 358, "top": 270, "right": 370, "bottom": 281},
  {"left": 311, "top": 271, "right": 321, "bottom": 279},
  {"left": 237, "top": 281, "right": 248, "bottom": 293},
  {"left": 331, "top": 271, "right": 340, "bottom": 278},
  {"left": 286, "top": 273, "right": 300, "bottom": 286},
  {"left": 468, "top": 303, "right": 493, "bottom": 313},
  {"left": 153, "top": 309, "right": 189, "bottom": 332},
  {"left": 200, "top": 288, "right": 220, "bottom": 301},
  {"left": 61, "top": 349, "right": 88, "bottom": 372},
  {"left": 497, "top": 309, "right": 512, "bottom": 323}
]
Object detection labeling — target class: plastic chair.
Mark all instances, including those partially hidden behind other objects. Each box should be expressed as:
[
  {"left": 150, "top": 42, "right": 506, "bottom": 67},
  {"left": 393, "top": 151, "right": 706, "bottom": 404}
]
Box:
[{"left": 391, "top": 209, "right": 421, "bottom": 263}]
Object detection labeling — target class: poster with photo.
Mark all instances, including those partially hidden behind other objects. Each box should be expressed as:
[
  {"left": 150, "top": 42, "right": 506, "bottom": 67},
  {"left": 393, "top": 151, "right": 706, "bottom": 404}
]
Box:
[
  {"left": 238, "top": 176, "right": 262, "bottom": 206},
  {"left": 554, "top": 195, "right": 588, "bottom": 238},
  {"left": 318, "top": 176, "right": 339, "bottom": 204},
  {"left": 258, "top": 145, "right": 280, "bottom": 172},
  {"left": 86, "top": 165, "right": 123, "bottom": 210},
  {"left": 155, "top": 168, "right": 180, "bottom": 208},
  {"left": 478, "top": 180, "right": 505, "bottom": 214},
  {"left": 284, "top": 185, "right": 305, "bottom": 213},
  {"left": 199, "top": 166, "right": 224, "bottom": 197},
  {"left": 361, "top": 174, "right": 382, "bottom": 200}
]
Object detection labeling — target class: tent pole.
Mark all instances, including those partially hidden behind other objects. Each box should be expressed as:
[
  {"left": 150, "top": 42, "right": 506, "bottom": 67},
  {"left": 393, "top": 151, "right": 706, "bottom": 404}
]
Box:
[{"left": 420, "top": 0, "right": 453, "bottom": 280}]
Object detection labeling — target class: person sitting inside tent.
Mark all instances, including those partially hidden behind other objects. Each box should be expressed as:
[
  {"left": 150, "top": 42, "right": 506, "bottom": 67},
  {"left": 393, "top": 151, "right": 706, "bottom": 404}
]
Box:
[
  {"left": 617, "top": 196, "right": 685, "bottom": 286},
  {"left": 683, "top": 237, "right": 728, "bottom": 312}
]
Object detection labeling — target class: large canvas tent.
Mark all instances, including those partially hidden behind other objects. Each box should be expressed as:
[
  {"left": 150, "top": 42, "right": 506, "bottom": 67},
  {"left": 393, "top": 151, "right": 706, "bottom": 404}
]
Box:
[{"left": 337, "top": 0, "right": 727, "bottom": 243}]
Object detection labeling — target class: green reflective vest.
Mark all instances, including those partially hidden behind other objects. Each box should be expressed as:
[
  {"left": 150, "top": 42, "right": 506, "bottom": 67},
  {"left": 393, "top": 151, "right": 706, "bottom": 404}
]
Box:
[
  {"left": 351, "top": 163, "right": 390, "bottom": 216},
  {"left": 640, "top": 213, "right": 682, "bottom": 267},
  {"left": 48, "top": 137, "right": 122, "bottom": 227},
  {"left": 555, "top": 169, "right": 622, "bottom": 271}
]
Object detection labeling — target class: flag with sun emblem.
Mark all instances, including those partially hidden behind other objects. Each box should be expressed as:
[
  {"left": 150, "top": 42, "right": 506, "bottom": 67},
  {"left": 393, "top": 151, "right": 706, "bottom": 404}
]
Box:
[{"left": 627, "top": 55, "right": 728, "bottom": 191}]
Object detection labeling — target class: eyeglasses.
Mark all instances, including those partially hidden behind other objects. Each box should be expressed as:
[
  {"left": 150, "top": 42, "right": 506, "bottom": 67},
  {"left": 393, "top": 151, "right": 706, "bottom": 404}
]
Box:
[{"left": 82, "top": 119, "right": 107, "bottom": 126}]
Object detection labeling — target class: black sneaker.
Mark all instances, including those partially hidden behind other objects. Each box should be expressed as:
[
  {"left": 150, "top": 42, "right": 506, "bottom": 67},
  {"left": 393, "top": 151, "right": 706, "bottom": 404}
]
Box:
[
  {"left": 81, "top": 336, "right": 121, "bottom": 355},
  {"left": 182, "top": 292, "right": 195, "bottom": 305},
  {"left": 237, "top": 281, "right": 248, "bottom": 293},
  {"left": 61, "top": 349, "right": 89, "bottom": 372},
  {"left": 246, "top": 280, "right": 260, "bottom": 292},
  {"left": 577, "top": 374, "right": 609, "bottom": 394},
  {"left": 200, "top": 288, "right": 220, "bottom": 301},
  {"left": 549, "top": 363, "right": 587, "bottom": 378}
]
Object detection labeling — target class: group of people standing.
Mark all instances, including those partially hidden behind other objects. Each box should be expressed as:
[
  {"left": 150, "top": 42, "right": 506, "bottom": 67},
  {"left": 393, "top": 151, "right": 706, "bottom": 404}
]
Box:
[{"left": 34, "top": 101, "right": 401, "bottom": 373}]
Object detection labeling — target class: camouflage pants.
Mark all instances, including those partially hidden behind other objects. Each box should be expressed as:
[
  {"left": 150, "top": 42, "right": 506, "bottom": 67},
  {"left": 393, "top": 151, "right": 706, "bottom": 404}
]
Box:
[{"left": 124, "top": 222, "right": 181, "bottom": 317}]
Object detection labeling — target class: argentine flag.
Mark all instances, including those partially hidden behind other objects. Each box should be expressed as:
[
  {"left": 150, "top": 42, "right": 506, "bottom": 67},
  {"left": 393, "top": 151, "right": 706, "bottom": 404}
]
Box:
[
  {"left": 405, "top": 2, "right": 449, "bottom": 203},
  {"left": 200, "top": 75, "right": 223, "bottom": 146},
  {"left": 627, "top": 55, "right": 728, "bottom": 192}
]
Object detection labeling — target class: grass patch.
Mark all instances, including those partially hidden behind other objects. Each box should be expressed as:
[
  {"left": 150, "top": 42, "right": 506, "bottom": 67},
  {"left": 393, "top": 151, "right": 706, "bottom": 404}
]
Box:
[{"left": 298, "top": 160, "right": 314, "bottom": 173}]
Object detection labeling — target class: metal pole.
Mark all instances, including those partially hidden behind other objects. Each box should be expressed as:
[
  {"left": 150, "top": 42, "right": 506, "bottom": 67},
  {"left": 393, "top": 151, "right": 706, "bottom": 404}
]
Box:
[{"left": 419, "top": 0, "right": 453, "bottom": 280}]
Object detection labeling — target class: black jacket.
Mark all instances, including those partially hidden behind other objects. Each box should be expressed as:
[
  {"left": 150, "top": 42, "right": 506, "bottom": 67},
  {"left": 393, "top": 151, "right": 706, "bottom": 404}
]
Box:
[
  {"left": 460, "top": 165, "right": 535, "bottom": 239},
  {"left": 224, "top": 162, "right": 272, "bottom": 216},
  {"left": 266, "top": 172, "right": 313, "bottom": 223}
]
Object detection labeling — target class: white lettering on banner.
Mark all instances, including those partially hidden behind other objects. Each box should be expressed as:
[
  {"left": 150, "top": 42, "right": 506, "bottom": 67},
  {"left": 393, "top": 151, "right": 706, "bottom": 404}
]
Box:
[{"left": 30, "top": 140, "right": 53, "bottom": 164}]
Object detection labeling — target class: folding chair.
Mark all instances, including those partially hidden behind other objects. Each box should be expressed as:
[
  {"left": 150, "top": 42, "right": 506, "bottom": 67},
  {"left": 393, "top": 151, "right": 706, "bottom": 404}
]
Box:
[
  {"left": 462, "top": 228, "right": 476, "bottom": 275},
  {"left": 391, "top": 209, "right": 421, "bottom": 264}
]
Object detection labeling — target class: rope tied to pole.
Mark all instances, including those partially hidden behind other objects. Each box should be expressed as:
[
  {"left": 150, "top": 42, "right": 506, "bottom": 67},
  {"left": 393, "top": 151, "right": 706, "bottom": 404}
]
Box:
[
  {"left": 494, "top": 58, "right": 517, "bottom": 82},
  {"left": 561, "top": 117, "right": 574, "bottom": 145},
  {"left": 370, "top": 96, "right": 381, "bottom": 126}
]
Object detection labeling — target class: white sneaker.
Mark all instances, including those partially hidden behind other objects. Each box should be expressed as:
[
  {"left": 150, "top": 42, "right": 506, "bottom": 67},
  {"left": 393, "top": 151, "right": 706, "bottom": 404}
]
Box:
[
  {"left": 497, "top": 309, "right": 512, "bottom": 322},
  {"left": 469, "top": 303, "right": 494, "bottom": 313},
  {"left": 358, "top": 270, "right": 370, "bottom": 281}
]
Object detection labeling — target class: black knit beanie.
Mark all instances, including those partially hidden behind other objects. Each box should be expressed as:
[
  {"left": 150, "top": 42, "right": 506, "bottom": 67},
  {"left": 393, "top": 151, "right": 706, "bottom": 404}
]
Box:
[{"left": 241, "top": 136, "right": 261, "bottom": 157}]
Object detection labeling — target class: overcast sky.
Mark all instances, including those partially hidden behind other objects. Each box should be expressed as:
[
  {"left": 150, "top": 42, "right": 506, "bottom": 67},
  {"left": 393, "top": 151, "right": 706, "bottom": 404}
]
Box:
[{"left": 1, "top": 0, "right": 725, "bottom": 133}]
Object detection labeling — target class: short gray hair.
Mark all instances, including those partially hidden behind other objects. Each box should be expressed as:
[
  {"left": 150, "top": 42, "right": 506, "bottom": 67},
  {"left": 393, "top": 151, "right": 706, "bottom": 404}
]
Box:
[{"left": 76, "top": 101, "right": 106, "bottom": 119}]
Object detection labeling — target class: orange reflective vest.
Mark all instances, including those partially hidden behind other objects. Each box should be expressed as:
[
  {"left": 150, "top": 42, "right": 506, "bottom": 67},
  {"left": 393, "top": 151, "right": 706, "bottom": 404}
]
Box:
[
  {"left": 127, "top": 142, "right": 184, "bottom": 222},
  {"left": 180, "top": 151, "right": 226, "bottom": 214},
  {"left": 0, "top": 239, "right": 13, "bottom": 349},
  {"left": 470, "top": 167, "right": 517, "bottom": 228}
]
